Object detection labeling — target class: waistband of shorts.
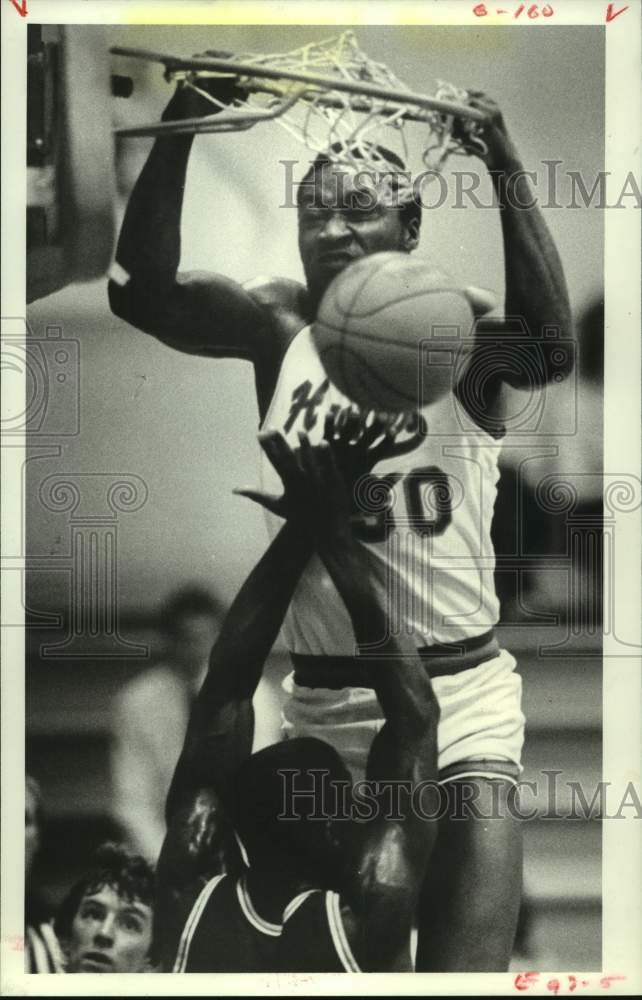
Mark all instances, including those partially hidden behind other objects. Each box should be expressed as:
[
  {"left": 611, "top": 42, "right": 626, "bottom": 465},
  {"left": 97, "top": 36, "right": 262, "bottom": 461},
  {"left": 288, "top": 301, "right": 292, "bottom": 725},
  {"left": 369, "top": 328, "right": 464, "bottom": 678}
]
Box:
[
  {"left": 291, "top": 630, "right": 500, "bottom": 690},
  {"left": 438, "top": 758, "right": 521, "bottom": 786}
]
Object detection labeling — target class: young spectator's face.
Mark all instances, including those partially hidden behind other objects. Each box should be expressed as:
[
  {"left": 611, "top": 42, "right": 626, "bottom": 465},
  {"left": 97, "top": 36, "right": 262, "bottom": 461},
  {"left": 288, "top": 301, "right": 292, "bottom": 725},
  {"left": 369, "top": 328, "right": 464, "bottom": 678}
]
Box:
[{"left": 66, "top": 884, "right": 153, "bottom": 973}]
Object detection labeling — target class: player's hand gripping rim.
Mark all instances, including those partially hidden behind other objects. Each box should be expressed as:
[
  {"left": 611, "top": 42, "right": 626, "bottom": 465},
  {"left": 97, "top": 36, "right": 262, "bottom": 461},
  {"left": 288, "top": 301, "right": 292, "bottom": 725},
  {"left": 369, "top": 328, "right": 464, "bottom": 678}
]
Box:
[
  {"left": 162, "top": 50, "right": 246, "bottom": 122},
  {"left": 455, "top": 90, "right": 517, "bottom": 170}
]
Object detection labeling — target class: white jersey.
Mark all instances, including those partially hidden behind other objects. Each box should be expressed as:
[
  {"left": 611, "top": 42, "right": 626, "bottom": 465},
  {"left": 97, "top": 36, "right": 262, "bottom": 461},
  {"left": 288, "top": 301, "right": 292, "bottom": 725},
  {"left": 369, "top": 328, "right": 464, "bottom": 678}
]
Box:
[{"left": 261, "top": 325, "right": 503, "bottom": 656}]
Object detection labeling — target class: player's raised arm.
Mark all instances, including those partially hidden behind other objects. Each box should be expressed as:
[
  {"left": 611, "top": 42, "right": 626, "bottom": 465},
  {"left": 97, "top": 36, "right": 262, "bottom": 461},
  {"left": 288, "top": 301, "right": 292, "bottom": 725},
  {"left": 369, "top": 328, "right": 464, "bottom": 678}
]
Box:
[
  {"left": 306, "top": 417, "right": 439, "bottom": 971},
  {"left": 165, "top": 515, "right": 313, "bottom": 823},
  {"left": 108, "top": 73, "right": 268, "bottom": 360},
  {"left": 155, "top": 446, "right": 315, "bottom": 965},
  {"left": 463, "top": 92, "right": 573, "bottom": 389},
  {"left": 252, "top": 416, "right": 439, "bottom": 971}
]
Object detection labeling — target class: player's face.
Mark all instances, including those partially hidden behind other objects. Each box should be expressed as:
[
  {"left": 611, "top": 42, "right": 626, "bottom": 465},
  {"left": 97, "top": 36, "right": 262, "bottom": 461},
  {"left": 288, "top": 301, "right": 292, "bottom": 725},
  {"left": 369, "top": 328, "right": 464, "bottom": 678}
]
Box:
[
  {"left": 66, "top": 885, "right": 152, "bottom": 973},
  {"left": 298, "top": 164, "right": 418, "bottom": 307}
]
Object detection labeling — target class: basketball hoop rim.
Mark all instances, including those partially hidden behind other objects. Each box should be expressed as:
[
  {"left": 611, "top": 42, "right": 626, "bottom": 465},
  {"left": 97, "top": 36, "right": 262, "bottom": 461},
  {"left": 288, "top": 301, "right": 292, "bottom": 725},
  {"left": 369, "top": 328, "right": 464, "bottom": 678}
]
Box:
[{"left": 110, "top": 46, "right": 487, "bottom": 124}]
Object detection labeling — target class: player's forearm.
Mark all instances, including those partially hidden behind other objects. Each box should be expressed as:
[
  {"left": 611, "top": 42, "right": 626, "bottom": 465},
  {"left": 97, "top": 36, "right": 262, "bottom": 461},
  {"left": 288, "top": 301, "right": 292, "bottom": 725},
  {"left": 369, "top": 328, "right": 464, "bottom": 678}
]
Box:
[
  {"left": 109, "top": 90, "right": 198, "bottom": 325},
  {"left": 201, "top": 520, "right": 313, "bottom": 704},
  {"left": 111, "top": 134, "right": 193, "bottom": 299},
  {"left": 167, "top": 522, "right": 312, "bottom": 815},
  {"left": 318, "top": 533, "right": 387, "bottom": 647},
  {"left": 491, "top": 148, "right": 573, "bottom": 383},
  {"left": 320, "top": 535, "right": 434, "bottom": 729}
]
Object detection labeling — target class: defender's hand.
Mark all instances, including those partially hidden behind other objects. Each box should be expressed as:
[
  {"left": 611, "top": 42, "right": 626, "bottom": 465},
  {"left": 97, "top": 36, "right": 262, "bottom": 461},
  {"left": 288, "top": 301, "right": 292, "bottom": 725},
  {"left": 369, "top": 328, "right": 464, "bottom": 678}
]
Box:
[
  {"left": 234, "top": 431, "right": 352, "bottom": 543},
  {"left": 323, "top": 407, "right": 424, "bottom": 484}
]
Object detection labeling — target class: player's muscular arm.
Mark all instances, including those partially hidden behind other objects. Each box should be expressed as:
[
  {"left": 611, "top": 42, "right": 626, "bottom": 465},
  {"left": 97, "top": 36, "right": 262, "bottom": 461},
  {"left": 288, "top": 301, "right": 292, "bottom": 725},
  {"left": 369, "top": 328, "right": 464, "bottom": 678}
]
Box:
[
  {"left": 166, "top": 518, "right": 313, "bottom": 822},
  {"left": 466, "top": 93, "right": 573, "bottom": 389},
  {"left": 108, "top": 81, "right": 269, "bottom": 360},
  {"left": 157, "top": 513, "right": 313, "bottom": 950},
  {"left": 319, "top": 496, "right": 439, "bottom": 971},
  {"left": 251, "top": 420, "right": 439, "bottom": 971}
]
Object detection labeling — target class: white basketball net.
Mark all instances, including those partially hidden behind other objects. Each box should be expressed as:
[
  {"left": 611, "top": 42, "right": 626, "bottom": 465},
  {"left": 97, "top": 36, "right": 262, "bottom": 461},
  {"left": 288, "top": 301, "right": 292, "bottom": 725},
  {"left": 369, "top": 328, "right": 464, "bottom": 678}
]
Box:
[{"left": 169, "top": 31, "right": 487, "bottom": 182}]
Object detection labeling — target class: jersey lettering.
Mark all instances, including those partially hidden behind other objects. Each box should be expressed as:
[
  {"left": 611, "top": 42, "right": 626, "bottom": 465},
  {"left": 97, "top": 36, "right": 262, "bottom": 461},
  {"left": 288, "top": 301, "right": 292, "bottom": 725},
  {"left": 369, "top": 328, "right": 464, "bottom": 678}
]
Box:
[{"left": 283, "top": 379, "right": 330, "bottom": 433}]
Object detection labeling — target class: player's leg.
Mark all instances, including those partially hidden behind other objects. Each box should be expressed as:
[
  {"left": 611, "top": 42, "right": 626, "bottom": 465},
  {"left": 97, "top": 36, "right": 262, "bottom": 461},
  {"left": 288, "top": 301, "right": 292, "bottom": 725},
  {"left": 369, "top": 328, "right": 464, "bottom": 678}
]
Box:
[{"left": 415, "top": 775, "right": 522, "bottom": 972}]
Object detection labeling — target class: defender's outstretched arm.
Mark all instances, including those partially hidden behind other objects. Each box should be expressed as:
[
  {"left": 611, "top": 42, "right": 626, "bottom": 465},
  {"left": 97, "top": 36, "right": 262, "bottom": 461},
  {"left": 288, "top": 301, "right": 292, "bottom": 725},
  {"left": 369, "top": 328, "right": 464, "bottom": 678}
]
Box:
[
  {"left": 165, "top": 515, "right": 313, "bottom": 822},
  {"left": 316, "top": 481, "right": 439, "bottom": 972},
  {"left": 253, "top": 421, "right": 440, "bottom": 972},
  {"left": 156, "top": 510, "right": 312, "bottom": 961}
]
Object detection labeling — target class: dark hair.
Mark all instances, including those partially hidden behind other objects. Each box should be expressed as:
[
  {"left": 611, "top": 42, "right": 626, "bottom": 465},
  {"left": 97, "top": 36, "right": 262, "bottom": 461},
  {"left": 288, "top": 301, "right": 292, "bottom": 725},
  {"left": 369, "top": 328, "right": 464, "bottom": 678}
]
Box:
[
  {"left": 297, "top": 142, "right": 422, "bottom": 234},
  {"left": 54, "top": 842, "right": 155, "bottom": 941},
  {"left": 233, "top": 738, "right": 351, "bottom": 872},
  {"left": 161, "top": 585, "right": 223, "bottom": 631}
]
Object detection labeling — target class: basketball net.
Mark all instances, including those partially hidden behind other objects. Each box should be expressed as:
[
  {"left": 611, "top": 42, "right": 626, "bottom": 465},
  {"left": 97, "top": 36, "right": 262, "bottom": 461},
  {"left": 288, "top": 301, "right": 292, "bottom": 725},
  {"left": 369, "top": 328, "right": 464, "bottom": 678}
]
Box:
[{"left": 166, "top": 32, "right": 488, "bottom": 186}]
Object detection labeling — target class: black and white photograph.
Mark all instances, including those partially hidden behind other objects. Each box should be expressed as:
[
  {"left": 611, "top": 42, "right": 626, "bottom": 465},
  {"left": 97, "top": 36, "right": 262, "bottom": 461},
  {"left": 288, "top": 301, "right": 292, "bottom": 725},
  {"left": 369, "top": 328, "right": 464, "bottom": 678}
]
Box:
[{"left": 1, "top": 0, "right": 640, "bottom": 993}]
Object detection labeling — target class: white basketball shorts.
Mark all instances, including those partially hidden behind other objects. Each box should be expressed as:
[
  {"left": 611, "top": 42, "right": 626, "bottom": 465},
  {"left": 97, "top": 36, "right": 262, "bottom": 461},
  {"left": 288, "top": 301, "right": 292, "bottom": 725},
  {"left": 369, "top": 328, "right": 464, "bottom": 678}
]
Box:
[{"left": 281, "top": 648, "right": 525, "bottom": 785}]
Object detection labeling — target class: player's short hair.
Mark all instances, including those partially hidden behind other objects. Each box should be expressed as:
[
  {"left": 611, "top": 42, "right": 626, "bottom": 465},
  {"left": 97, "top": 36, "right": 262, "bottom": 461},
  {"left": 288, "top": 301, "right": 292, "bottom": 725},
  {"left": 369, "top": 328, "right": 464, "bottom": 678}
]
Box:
[
  {"left": 161, "top": 585, "right": 223, "bottom": 631},
  {"left": 54, "top": 842, "right": 155, "bottom": 942},
  {"left": 297, "top": 142, "right": 422, "bottom": 233},
  {"left": 233, "top": 738, "right": 351, "bottom": 872}
]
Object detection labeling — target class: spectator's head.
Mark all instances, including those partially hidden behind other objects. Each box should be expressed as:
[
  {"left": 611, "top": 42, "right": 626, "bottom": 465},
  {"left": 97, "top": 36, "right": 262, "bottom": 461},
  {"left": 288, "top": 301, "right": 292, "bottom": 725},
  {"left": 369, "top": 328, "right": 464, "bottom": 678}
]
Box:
[
  {"left": 161, "top": 585, "right": 224, "bottom": 678},
  {"left": 55, "top": 843, "right": 154, "bottom": 973},
  {"left": 25, "top": 775, "right": 42, "bottom": 879},
  {"left": 233, "top": 738, "right": 353, "bottom": 889}
]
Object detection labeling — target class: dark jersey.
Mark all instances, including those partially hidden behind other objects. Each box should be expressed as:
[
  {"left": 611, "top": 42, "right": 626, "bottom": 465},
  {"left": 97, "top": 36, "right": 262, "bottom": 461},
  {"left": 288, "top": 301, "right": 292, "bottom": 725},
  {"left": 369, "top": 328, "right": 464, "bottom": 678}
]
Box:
[
  {"left": 279, "top": 888, "right": 361, "bottom": 972},
  {"left": 172, "top": 873, "right": 281, "bottom": 972},
  {"left": 173, "top": 874, "right": 361, "bottom": 973}
]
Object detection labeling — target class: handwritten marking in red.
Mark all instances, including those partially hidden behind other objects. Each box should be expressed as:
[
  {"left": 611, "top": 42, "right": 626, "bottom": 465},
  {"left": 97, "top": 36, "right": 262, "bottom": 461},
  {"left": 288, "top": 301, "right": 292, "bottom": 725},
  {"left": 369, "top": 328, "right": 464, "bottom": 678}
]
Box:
[
  {"left": 514, "top": 972, "right": 540, "bottom": 991},
  {"left": 473, "top": 1, "right": 554, "bottom": 14},
  {"left": 605, "top": 3, "right": 628, "bottom": 21},
  {"left": 513, "top": 973, "right": 626, "bottom": 994},
  {"left": 9, "top": 0, "right": 28, "bottom": 16}
]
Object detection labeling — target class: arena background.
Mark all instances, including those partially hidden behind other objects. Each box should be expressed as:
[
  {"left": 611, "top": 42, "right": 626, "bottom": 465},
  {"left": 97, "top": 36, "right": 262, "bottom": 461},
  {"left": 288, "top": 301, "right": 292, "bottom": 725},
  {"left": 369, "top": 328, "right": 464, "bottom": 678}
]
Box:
[{"left": 25, "top": 25, "right": 603, "bottom": 970}]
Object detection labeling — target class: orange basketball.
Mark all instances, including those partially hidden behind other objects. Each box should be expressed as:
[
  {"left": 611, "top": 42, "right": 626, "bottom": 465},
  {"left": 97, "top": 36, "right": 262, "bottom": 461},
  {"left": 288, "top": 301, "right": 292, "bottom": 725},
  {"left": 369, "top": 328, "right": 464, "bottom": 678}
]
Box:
[{"left": 312, "top": 252, "right": 474, "bottom": 412}]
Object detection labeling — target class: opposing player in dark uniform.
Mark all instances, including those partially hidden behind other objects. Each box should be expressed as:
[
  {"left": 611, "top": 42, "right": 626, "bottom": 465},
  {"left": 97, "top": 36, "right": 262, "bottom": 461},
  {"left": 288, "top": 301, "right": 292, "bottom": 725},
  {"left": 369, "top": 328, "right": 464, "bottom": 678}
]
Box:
[
  {"left": 111, "top": 66, "right": 572, "bottom": 970},
  {"left": 155, "top": 420, "right": 440, "bottom": 972}
]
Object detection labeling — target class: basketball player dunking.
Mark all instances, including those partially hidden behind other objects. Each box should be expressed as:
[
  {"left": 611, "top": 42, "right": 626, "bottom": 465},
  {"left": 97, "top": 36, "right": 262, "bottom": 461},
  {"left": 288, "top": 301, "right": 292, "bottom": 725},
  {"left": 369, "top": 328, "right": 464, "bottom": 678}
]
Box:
[
  {"left": 110, "top": 73, "right": 572, "bottom": 970},
  {"left": 156, "top": 424, "right": 440, "bottom": 972}
]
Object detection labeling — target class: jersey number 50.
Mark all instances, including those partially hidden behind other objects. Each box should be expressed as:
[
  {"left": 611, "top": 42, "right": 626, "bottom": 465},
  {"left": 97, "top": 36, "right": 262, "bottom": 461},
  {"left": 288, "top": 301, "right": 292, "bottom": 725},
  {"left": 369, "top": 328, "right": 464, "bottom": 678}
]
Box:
[{"left": 353, "top": 466, "right": 453, "bottom": 544}]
